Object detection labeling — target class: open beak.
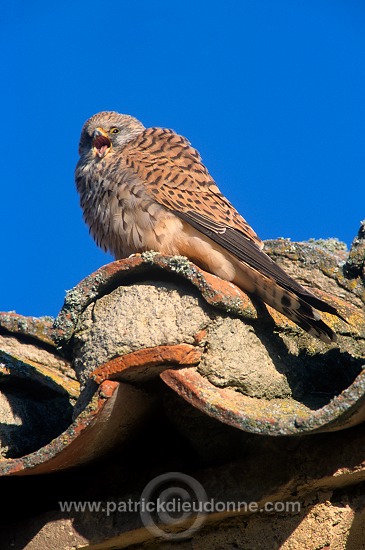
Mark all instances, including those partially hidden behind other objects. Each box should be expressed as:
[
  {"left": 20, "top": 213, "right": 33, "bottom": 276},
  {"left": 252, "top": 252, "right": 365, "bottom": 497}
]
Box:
[{"left": 93, "top": 128, "right": 111, "bottom": 158}]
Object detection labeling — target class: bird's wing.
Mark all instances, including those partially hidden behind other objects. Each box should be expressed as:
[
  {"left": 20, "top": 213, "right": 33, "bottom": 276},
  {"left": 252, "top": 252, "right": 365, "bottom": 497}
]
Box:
[
  {"left": 122, "top": 127, "right": 339, "bottom": 317},
  {"left": 123, "top": 127, "right": 263, "bottom": 247}
]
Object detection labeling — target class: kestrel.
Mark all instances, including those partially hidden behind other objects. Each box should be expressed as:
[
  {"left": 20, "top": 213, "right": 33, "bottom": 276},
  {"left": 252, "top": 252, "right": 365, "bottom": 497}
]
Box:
[{"left": 75, "top": 111, "right": 342, "bottom": 343}]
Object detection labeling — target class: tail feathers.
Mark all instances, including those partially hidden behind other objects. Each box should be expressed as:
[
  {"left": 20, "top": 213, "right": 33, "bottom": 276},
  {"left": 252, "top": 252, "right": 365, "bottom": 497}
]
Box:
[
  {"left": 175, "top": 213, "right": 341, "bottom": 342},
  {"left": 260, "top": 284, "right": 336, "bottom": 343},
  {"left": 233, "top": 260, "right": 337, "bottom": 343},
  {"left": 295, "top": 290, "right": 348, "bottom": 324},
  {"left": 275, "top": 296, "right": 337, "bottom": 343}
]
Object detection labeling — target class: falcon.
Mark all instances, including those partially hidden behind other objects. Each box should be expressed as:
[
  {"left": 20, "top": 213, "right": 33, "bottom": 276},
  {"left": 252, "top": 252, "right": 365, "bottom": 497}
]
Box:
[{"left": 75, "top": 111, "right": 343, "bottom": 343}]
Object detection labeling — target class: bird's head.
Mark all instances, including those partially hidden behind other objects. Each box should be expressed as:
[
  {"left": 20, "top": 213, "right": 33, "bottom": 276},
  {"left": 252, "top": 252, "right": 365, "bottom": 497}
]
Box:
[{"left": 78, "top": 111, "right": 145, "bottom": 159}]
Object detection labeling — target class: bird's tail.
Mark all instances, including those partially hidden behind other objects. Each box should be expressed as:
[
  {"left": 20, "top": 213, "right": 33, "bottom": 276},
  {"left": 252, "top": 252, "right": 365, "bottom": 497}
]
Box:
[{"left": 232, "top": 258, "right": 338, "bottom": 343}]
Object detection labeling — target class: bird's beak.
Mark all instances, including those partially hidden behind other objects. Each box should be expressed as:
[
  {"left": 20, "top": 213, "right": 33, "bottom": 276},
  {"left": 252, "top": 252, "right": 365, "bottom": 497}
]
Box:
[{"left": 92, "top": 127, "right": 111, "bottom": 158}]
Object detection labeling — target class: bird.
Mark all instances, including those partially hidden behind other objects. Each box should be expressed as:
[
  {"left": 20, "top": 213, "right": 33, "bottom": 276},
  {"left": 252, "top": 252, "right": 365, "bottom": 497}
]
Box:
[{"left": 75, "top": 110, "right": 343, "bottom": 343}]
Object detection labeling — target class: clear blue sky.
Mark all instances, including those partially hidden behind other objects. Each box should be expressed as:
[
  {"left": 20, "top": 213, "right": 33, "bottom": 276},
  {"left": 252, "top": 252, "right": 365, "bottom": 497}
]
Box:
[{"left": 2, "top": 1, "right": 365, "bottom": 317}]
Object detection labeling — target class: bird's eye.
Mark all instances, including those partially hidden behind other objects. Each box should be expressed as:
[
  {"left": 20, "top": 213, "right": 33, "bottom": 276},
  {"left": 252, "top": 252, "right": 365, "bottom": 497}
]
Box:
[{"left": 110, "top": 128, "right": 120, "bottom": 134}]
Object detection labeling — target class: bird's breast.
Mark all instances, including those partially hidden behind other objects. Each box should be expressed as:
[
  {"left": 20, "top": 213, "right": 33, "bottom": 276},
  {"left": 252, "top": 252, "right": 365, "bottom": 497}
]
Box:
[{"left": 75, "top": 159, "right": 185, "bottom": 259}]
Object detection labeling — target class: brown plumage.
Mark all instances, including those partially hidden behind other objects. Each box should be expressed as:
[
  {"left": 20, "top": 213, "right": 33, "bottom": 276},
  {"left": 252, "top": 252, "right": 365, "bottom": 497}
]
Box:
[{"left": 75, "top": 110, "right": 343, "bottom": 343}]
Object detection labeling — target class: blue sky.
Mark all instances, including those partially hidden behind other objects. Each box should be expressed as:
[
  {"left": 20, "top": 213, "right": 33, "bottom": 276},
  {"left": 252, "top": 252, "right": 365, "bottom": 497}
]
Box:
[{"left": 1, "top": 1, "right": 365, "bottom": 317}]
